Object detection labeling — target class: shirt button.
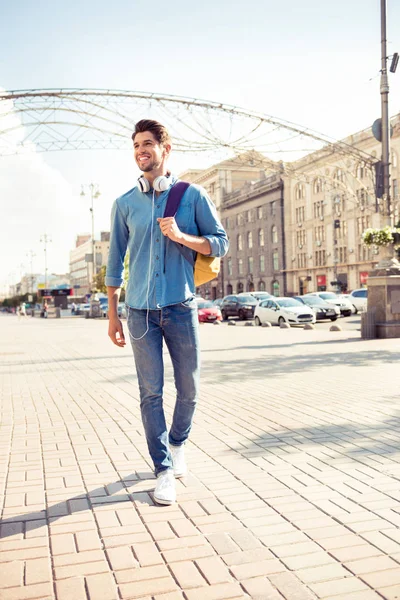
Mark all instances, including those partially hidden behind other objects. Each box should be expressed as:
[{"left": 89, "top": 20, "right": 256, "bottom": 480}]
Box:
[
  {"left": 157, "top": 205, "right": 160, "bottom": 209},
  {"left": 156, "top": 238, "right": 160, "bottom": 242},
  {"left": 156, "top": 273, "right": 159, "bottom": 277},
  {"left": 156, "top": 255, "right": 159, "bottom": 260}
]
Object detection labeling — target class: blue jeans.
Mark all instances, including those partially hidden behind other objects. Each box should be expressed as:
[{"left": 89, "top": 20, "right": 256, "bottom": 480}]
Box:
[{"left": 127, "top": 299, "right": 200, "bottom": 475}]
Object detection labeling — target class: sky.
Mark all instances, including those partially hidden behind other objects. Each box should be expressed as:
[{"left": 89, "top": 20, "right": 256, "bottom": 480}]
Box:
[{"left": 0, "top": 0, "right": 399, "bottom": 293}]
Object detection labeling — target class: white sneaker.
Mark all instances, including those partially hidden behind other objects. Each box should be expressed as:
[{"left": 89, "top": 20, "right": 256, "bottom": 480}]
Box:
[
  {"left": 153, "top": 470, "right": 176, "bottom": 505},
  {"left": 170, "top": 444, "right": 187, "bottom": 478}
]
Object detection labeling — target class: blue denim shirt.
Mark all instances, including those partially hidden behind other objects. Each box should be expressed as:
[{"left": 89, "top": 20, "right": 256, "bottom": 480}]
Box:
[{"left": 105, "top": 177, "right": 229, "bottom": 309}]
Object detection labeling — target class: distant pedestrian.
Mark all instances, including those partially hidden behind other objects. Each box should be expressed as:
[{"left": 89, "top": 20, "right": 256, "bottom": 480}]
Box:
[
  {"left": 43, "top": 301, "right": 48, "bottom": 319},
  {"left": 18, "top": 302, "right": 27, "bottom": 320},
  {"left": 106, "top": 119, "right": 228, "bottom": 505},
  {"left": 71, "top": 302, "right": 77, "bottom": 315}
]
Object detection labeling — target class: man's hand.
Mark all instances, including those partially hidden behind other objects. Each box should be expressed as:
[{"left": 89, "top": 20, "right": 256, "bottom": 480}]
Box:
[
  {"left": 108, "top": 316, "right": 126, "bottom": 347},
  {"left": 157, "top": 217, "right": 183, "bottom": 243}
]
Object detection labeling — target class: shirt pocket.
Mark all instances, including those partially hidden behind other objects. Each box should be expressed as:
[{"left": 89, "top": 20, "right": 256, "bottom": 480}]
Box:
[{"left": 175, "top": 199, "right": 193, "bottom": 232}]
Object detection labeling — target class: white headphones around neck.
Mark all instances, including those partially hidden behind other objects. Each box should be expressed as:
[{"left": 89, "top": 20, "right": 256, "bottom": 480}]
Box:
[{"left": 137, "top": 173, "right": 172, "bottom": 193}]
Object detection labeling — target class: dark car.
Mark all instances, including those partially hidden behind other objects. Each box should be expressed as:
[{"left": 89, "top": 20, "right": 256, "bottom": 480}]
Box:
[
  {"left": 294, "top": 295, "right": 339, "bottom": 321},
  {"left": 220, "top": 294, "right": 258, "bottom": 320}
]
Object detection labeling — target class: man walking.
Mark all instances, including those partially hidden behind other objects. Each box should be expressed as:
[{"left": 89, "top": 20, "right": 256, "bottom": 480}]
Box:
[{"left": 106, "top": 120, "right": 228, "bottom": 505}]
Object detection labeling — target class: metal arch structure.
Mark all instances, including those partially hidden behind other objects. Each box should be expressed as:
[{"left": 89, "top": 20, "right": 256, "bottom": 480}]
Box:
[{"left": 0, "top": 88, "right": 376, "bottom": 166}]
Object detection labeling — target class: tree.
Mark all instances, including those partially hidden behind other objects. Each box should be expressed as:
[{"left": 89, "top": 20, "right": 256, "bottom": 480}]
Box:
[{"left": 93, "top": 265, "right": 107, "bottom": 293}]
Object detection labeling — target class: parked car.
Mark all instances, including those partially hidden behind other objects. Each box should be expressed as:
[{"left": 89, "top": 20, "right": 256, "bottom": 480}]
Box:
[
  {"left": 196, "top": 300, "right": 222, "bottom": 323},
  {"left": 212, "top": 298, "right": 223, "bottom": 307},
  {"left": 294, "top": 295, "right": 339, "bottom": 321},
  {"left": 105, "top": 302, "right": 126, "bottom": 318},
  {"left": 348, "top": 288, "right": 368, "bottom": 313},
  {"left": 254, "top": 297, "right": 316, "bottom": 326},
  {"left": 220, "top": 294, "right": 258, "bottom": 320},
  {"left": 304, "top": 292, "right": 353, "bottom": 317},
  {"left": 238, "top": 291, "right": 273, "bottom": 303}
]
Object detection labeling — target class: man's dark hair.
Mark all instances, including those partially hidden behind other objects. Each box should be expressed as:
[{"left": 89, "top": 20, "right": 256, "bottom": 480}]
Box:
[{"left": 132, "top": 120, "right": 171, "bottom": 146}]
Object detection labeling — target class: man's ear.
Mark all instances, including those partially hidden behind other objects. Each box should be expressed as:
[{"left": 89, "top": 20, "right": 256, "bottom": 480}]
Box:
[{"left": 163, "top": 143, "right": 172, "bottom": 157}]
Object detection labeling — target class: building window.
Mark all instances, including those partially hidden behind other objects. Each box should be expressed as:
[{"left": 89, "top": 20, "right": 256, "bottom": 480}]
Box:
[
  {"left": 333, "top": 168, "right": 344, "bottom": 188},
  {"left": 357, "top": 189, "right": 369, "bottom": 209},
  {"left": 225, "top": 216, "right": 230, "bottom": 230},
  {"left": 272, "top": 281, "right": 280, "bottom": 296},
  {"left": 333, "top": 194, "right": 345, "bottom": 214},
  {"left": 296, "top": 183, "right": 305, "bottom": 200},
  {"left": 297, "top": 253, "right": 307, "bottom": 269},
  {"left": 357, "top": 215, "right": 370, "bottom": 235},
  {"left": 247, "top": 209, "right": 253, "bottom": 223},
  {"left": 313, "top": 200, "right": 324, "bottom": 218},
  {"left": 271, "top": 225, "right": 278, "bottom": 244},
  {"left": 392, "top": 152, "right": 398, "bottom": 169},
  {"left": 356, "top": 163, "right": 366, "bottom": 179},
  {"left": 339, "top": 247, "right": 347, "bottom": 263},
  {"left": 296, "top": 206, "right": 305, "bottom": 223},
  {"left": 257, "top": 206, "right": 263, "bottom": 219},
  {"left": 237, "top": 282, "right": 244, "bottom": 293},
  {"left": 315, "top": 250, "right": 327, "bottom": 266},
  {"left": 393, "top": 179, "right": 398, "bottom": 200},
  {"left": 238, "top": 258, "right": 243, "bottom": 274},
  {"left": 247, "top": 231, "right": 253, "bottom": 249},
  {"left": 273, "top": 251, "right": 279, "bottom": 271},
  {"left": 258, "top": 281, "right": 265, "bottom": 291},
  {"left": 237, "top": 234, "right": 243, "bottom": 251},
  {"left": 259, "top": 255, "right": 265, "bottom": 272},
  {"left": 296, "top": 229, "right": 306, "bottom": 246},
  {"left": 248, "top": 256, "right": 253, "bottom": 274},
  {"left": 258, "top": 229, "right": 264, "bottom": 247},
  {"left": 236, "top": 213, "right": 244, "bottom": 226},
  {"left": 314, "top": 225, "right": 325, "bottom": 241},
  {"left": 227, "top": 257, "right": 232, "bottom": 276},
  {"left": 271, "top": 201, "right": 276, "bottom": 216},
  {"left": 313, "top": 177, "right": 323, "bottom": 194}
]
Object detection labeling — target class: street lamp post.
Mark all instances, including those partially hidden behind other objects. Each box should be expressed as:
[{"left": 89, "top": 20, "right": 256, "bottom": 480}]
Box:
[
  {"left": 81, "top": 183, "right": 101, "bottom": 290},
  {"left": 26, "top": 250, "right": 36, "bottom": 293},
  {"left": 380, "top": 0, "right": 391, "bottom": 225},
  {"left": 40, "top": 234, "right": 52, "bottom": 291}
]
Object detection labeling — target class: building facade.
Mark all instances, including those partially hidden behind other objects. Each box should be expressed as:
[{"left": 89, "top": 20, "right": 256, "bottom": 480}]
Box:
[
  {"left": 180, "top": 152, "right": 276, "bottom": 298},
  {"left": 221, "top": 174, "right": 285, "bottom": 296},
  {"left": 178, "top": 113, "right": 400, "bottom": 299},
  {"left": 69, "top": 232, "right": 110, "bottom": 295},
  {"left": 284, "top": 114, "right": 400, "bottom": 294}
]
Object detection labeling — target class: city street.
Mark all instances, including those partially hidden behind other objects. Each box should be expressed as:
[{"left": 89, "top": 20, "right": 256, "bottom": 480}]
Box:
[{"left": 1, "top": 314, "right": 400, "bottom": 600}]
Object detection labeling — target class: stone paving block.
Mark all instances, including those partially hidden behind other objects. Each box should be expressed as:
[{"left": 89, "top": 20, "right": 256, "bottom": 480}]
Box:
[
  {"left": 0, "top": 582, "right": 54, "bottom": 599},
  {"left": 53, "top": 549, "right": 105, "bottom": 567},
  {"left": 230, "top": 558, "right": 286, "bottom": 579},
  {"left": 25, "top": 557, "right": 52, "bottom": 584},
  {"left": 241, "top": 576, "right": 283, "bottom": 600},
  {"left": 361, "top": 568, "right": 400, "bottom": 588},
  {"left": 54, "top": 560, "right": 109, "bottom": 580},
  {"left": 195, "top": 556, "right": 233, "bottom": 584},
  {"left": 85, "top": 573, "right": 119, "bottom": 600},
  {"left": 309, "top": 576, "right": 374, "bottom": 598},
  {"left": 0, "top": 561, "right": 24, "bottom": 588},
  {"left": 169, "top": 560, "right": 207, "bottom": 589},
  {"left": 118, "top": 577, "right": 178, "bottom": 599},
  {"left": 55, "top": 576, "right": 87, "bottom": 600},
  {"left": 183, "top": 582, "right": 247, "bottom": 599},
  {"left": 134, "top": 541, "right": 164, "bottom": 566},
  {"left": 75, "top": 530, "right": 102, "bottom": 551}
]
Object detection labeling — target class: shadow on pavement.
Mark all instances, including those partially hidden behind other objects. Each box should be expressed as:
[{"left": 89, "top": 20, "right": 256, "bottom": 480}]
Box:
[
  {"left": 0, "top": 473, "right": 158, "bottom": 540},
  {"left": 199, "top": 349, "right": 400, "bottom": 383}
]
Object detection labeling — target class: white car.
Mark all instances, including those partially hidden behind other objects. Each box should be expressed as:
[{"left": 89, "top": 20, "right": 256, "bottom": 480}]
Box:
[
  {"left": 254, "top": 297, "right": 316, "bottom": 326},
  {"left": 305, "top": 292, "right": 353, "bottom": 317},
  {"left": 348, "top": 288, "right": 368, "bottom": 313},
  {"left": 239, "top": 291, "right": 273, "bottom": 303}
]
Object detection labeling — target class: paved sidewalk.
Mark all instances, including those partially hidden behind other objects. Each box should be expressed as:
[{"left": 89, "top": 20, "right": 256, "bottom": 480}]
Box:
[{"left": 1, "top": 315, "right": 400, "bottom": 600}]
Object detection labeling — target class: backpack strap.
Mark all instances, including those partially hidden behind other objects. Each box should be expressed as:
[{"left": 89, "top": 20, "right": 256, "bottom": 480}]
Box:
[{"left": 164, "top": 181, "right": 190, "bottom": 217}]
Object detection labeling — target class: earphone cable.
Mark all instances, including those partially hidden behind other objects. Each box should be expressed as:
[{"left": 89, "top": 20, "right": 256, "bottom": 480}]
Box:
[{"left": 128, "top": 189, "right": 155, "bottom": 341}]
